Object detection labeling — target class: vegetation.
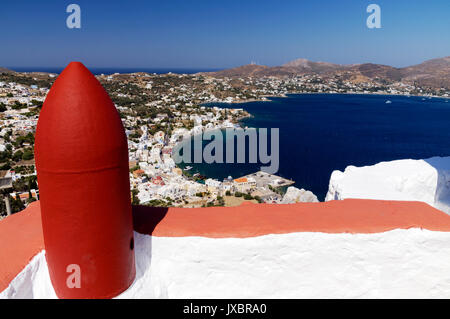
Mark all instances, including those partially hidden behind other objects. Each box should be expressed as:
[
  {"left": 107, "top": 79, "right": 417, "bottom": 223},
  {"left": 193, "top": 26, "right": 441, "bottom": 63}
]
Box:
[
  {"left": 268, "top": 185, "right": 283, "bottom": 195},
  {"left": 145, "top": 199, "right": 170, "bottom": 207},
  {"left": 0, "top": 72, "right": 53, "bottom": 88},
  {"left": 129, "top": 165, "right": 140, "bottom": 173},
  {"left": 12, "top": 176, "right": 38, "bottom": 193},
  {"left": 131, "top": 188, "right": 140, "bottom": 205}
]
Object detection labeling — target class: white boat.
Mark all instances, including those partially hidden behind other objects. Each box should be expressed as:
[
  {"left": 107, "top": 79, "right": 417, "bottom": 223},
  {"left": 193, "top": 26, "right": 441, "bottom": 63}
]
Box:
[
  {"left": 385, "top": 100, "right": 392, "bottom": 104},
  {"left": 184, "top": 166, "right": 193, "bottom": 171}
]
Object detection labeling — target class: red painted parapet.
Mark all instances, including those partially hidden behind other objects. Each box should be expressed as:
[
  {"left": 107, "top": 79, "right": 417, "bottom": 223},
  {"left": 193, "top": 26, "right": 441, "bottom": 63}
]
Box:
[{"left": 34, "top": 62, "right": 136, "bottom": 298}]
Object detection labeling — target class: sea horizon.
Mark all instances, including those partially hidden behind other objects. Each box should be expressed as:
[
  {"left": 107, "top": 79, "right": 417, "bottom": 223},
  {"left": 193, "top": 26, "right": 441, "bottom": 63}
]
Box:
[{"left": 6, "top": 66, "right": 223, "bottom": 75}]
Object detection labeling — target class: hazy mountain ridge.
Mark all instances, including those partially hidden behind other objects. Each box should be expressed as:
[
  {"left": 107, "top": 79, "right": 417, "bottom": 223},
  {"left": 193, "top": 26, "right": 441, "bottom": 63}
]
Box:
[
  {"left": 204, "top": 56, "right": 450, "bottom": 89},
  {"left": 283, "top": 58, "right": 345, "bottom": 74},
  {"left": 0, "top": 67, "right": 12, "bottom": 73},
  {"left": 2, "top": 56, "right": 449, "bottom": 89}
]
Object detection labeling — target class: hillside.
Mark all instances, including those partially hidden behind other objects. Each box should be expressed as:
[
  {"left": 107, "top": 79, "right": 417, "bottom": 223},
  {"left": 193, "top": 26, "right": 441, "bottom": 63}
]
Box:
[
  {"left": 346, "top": 63, "right": 403, "bottom": 81},
  {"left": 206, "top": 64, "right": 298, "bottom": 78},
  {"left": 0, "top": 67, "right": 12, "bottom": 73},
  {"left": 282, "top": 58, "right": 344, "bottom": 74},
  {"left": 400, "top": 56, "right": 450, "bottom": 88},
  {"left": 202, "top": 56, "right": 450, "bottom": 89}
]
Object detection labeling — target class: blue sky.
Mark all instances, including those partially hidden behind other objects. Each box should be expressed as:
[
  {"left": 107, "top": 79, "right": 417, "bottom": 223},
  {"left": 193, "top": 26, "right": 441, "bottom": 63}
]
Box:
[{"left": 0, "top": 0, "right": 449, "bottom": 69}]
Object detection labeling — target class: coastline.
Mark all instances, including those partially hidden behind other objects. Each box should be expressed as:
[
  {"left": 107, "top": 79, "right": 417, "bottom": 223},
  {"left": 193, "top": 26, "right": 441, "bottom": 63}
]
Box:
[
  {"left": 187, "top": 93, "right": 450, "bottom": 201},
  {"left": 171, "top": 120, "right": 247, "bottom": 178},
  {"left": 205, "top": 91, "right": 449, "bottom": 106}
]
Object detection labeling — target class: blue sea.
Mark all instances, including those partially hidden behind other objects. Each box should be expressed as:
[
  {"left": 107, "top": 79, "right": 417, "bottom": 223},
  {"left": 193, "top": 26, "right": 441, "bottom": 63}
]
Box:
[
  {"left": 7, "top": 67, "right": 220, "bottom": 75},
  {"left": 181, "top": 94, "right": 450, "bottom": 201}
]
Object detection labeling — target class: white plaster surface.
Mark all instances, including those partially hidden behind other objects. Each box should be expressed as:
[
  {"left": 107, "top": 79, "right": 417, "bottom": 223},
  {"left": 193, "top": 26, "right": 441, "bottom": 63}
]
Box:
[
  {"left": 3, "top": 229, "right": 450, "bottom": 298},
  {"left": 326, "top": 157, "right": 450, "bottom": 214}
]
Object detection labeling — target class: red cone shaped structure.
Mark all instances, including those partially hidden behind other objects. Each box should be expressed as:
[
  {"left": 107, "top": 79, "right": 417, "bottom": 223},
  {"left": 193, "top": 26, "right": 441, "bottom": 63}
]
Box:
[{"left": 35, "top": 62, "right": 135, "bottom": 298}]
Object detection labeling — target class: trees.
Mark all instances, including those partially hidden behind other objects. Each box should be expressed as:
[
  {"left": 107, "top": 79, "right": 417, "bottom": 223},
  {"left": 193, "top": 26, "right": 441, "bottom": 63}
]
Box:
[
  {"left": 12, "top": 101, "right": 27, "bottom": 110},
  {"left": 254, "top": 196, "right": 263, "bottom": 204},
  {"left": 216, "top": 196, "right": 225, "bottom": 207},
  {"left": 12, "top": 176, "right": 37, "bottom": 193},
  {"left": 145, "top": 199, "right": 169, "bottom": 207},
  {"left": 14, "top": 165, "right": 35, "bottom": 175},
  {"left": 12, "top": 150, "right": 23, "bottom": 162},
  {"left": 13, "top": 133, "right": 35, "bottom": 148},
  {"left": 3, "top": 131, "right": 11, "bottom": 142},
  {"left": 22, "top": 149, "right": 34, "bottom": 161},
  {"left": 0, "top": 195, "right": 6, "bottom": 217},
  {"left": 10, "top": 195, "right": 25, "bottom": 214},
  {"left": 131, "top": 188, "right": 140, "bottom": 205},
  {"left": 0, "top": 162, "right": 11, "bottom": 170},
  {"left": 0, "top": 150, "right": 12, "bottom": 162}
]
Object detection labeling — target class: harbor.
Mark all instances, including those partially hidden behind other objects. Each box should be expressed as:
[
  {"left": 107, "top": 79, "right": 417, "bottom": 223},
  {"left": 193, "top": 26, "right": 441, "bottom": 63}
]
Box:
[{"left": 237, "top": 171, "right": 295, "bottom": 188}]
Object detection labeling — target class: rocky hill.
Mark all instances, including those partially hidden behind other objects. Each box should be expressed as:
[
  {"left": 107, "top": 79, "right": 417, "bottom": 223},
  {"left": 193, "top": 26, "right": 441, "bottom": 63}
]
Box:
[
  {"left": 205, "top": 64, "right": 298, "bottom": 78},
  {"left": 204, "top": 56, "right": 450, "bottom": 89},
  {"left": 400, "top": 56, "right": 450, "bottom": 88},
  {"left": 282, "top": 58, "right": 344, "bottom": 74}
]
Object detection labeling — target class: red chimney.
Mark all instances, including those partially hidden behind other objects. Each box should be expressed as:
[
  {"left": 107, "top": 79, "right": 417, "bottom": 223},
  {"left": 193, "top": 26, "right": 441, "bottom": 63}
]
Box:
[{"left": 34, "top": 62, "right": 136, "bottom": 298}]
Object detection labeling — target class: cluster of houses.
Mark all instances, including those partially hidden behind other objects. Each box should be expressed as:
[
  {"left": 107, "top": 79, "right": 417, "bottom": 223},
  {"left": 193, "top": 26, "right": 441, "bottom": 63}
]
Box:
[
  {"left": 0, "top": 81, "right": 48, "bottom": 106},
  {"left": 123, "top": 102, "right": 292, "bottom": 206},
  {"left": 126, "top": 117, "right": 238, "bottom": 206}
]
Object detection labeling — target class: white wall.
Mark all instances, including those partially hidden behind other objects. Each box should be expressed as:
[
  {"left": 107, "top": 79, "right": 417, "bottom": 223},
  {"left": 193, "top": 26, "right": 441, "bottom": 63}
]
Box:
[
  {"left": 4, "top": 229, "right": 450, "bottom": 298},
  {"left": 326, "top": 157, "right": 450, "bottom": 214}
]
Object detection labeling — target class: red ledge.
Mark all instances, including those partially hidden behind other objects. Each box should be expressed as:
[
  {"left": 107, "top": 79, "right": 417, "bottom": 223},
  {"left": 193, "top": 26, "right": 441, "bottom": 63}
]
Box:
[
  {"left": 2, "top": 199, "right": 450, "bottom": 293},
  {"left": 0, "top": 202, "right": 44, "bottom": 293}
]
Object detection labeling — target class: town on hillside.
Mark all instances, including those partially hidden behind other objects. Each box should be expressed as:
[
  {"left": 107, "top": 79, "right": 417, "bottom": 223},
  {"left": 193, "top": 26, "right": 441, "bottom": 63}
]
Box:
[{"left": 0, "top": 63, "right": 449, "bottom": 218}]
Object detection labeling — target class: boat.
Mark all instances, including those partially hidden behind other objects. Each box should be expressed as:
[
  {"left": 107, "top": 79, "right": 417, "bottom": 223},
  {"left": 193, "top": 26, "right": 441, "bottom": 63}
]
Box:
[
  {"left": 184, "top": 166, "right": 193, "bottom": 171},
  {"left": 385, "top": 100, "right": 392, "bottom": 104}
]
